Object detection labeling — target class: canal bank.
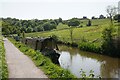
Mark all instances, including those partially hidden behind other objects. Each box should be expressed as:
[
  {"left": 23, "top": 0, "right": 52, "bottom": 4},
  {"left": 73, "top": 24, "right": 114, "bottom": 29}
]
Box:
[
  {"left": 11, "top": 36, "right": 120, "bottom": 78},
  {"left": 8, "top": 37, "right": 76, "bottom": 78}
]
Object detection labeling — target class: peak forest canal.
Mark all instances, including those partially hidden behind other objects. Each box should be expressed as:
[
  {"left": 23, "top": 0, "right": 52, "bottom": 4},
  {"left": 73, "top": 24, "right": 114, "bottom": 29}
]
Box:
[{"left": 58, "top": 44, "right": 120, "bottom": 78}]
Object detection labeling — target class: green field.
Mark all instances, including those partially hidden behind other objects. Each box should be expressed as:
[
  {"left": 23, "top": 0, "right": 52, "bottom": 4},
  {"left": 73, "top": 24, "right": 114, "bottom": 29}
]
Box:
[{"left": 25, "top": 19, "right": 118, "bottom": 47}]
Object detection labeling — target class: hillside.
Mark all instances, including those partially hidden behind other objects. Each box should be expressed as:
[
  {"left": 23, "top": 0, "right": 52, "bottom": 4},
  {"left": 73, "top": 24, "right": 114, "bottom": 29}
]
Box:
[{"left": 25, "top": 19, "right": 118, "bottom": 47}]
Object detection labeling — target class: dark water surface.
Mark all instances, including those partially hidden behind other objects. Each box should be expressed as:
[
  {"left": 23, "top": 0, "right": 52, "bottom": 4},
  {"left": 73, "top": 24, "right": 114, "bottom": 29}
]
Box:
[{"left": 58, "top": 44, "right": 120, "bottom": 78}]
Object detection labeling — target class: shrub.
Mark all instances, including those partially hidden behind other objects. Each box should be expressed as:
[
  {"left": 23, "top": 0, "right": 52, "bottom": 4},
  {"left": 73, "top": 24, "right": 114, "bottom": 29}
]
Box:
[
  {"left": 78, "top": 42, "right": 101, "bottom": 53},
  {"left": 101, "top": 27, "right": 117, "bottom": 56},
  {"left": 86, "top": 20, "right": 91, "bottom": 26},
  {"left": 27, "top": 49, "right": 36, "bottom": 57}
]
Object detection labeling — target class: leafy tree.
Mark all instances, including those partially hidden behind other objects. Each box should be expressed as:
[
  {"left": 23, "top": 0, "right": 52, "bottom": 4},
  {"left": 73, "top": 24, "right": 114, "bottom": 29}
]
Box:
[
  {"left": 42, "top": 22, "right": 57, "bottom": 31},
  {"left": 67, "top": 18, "right": 80, "bottom": 42},
  {"left": 114, "top": 14, "right": 120, "bottom": 22},
  {"left": 37, "top": 26, "right": 43, "bottom": 32},
  {"left": 2, "top": 21, "right": 10, "bottom": 35},
  {"left": 83, "top": 16, "right": 88, "bottom": 19},
  {"left": 58, "top": 17, "right": 62, "bottom": 23},
  {"left": 1, "top": 17, "right": 59, "bottom": 34},
  {"left": 12, "top": 27, "right": 17, "bottom": 34},
  {"left": 101, "top": 27, "right": 116, "bottom": 55},
  {"left": 99, "top": 15, "right": 106, "bottom": 19},
  {"left": 2, "top": 27, "right": 10, "bottom": 35},
  {"left": 68, "top": 18, "right": 80, "bottom": 27},
  {"left": 54, "top": 19, "right": 59, "bottom": 25},
  {"left": 33, "top": 27, "right": 38, "bottom": 32},
  {"left": 26, "top": 27, "right": 33, "bottom": 33},
  {"left": 42, "top": 22, "right": 51, "bottom": 31},
  {"left": 87, "top": 20, "right": 91, "bottom": 26},
  {"left": 16, "top": 30, "right": 21, "bottom": 36},
  {"left": 69, "top": 28, "right": 74, "bottom": 43},
  {"left": 91, "top": 16, "right": 96, "bottom": 19},
  {"left": 50, "top": 20, "right": 57, "bottom": 25},
  {"left": 21, "top": 27, "right": 26, "bottom": 32},
  {"left": 22, "top": 31, "right": 25, "bottom": 38},
  {"left": 50, "top": 24, "right": 56, "bottom": 30}
]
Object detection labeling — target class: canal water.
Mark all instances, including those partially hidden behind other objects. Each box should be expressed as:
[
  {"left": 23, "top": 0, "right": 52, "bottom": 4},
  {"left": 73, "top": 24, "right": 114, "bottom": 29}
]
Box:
[{"left": 58, "top": 44, "right": 120, "bottom": 78}]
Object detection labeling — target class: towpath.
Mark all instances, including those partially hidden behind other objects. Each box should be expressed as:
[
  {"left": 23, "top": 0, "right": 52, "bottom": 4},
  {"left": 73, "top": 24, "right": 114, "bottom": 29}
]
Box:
[{"left": 4, "top": 38, "right": 48, "bottom": 78}]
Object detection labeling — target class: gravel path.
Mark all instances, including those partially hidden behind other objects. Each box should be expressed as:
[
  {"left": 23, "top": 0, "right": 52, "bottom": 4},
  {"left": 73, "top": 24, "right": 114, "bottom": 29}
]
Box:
[{"left": 4, "top": 38, "right": 48, "bottom": 78}]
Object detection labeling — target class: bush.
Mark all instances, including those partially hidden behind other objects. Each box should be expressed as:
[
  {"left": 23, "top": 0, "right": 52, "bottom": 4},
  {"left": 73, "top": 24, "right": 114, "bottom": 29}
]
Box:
[
  {"left": 114, "top": 14, "right": 120, "bottom": 22},
  {"left": 86, "top": 20, "right": 91, "bottom": 26},
  {"left": 101, "top": 27, "right": 117, "bottom": 56},
  {"left": 78, "top": 42, "right": 101, "bottom": 53},
  {"left": 27, "top": 49, "right": 36, "bottom": 57}
]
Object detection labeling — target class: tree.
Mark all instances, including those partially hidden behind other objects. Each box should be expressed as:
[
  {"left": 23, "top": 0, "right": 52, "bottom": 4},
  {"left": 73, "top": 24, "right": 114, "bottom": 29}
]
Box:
[
  {"left": 42, "top": 22, "right": 51, "bottom": 31},
  {"left": 21, "top": 27, "right": 26, "bottom": 32},
  {"left": 33, "top": 27, "right": 38, "bottom": 32},
  {"left": 101, "top": 27, "right": 116, "bottom": 55},
  {"left": 37, "top": 26, "right": 43, "bottom": 32},
  {"left": 91, "top": 16, "right": 95, "bottom": 19},
  {"left": 68, "top": 18, "right": 80, "bottom": 27},
  {"left": 101, "top": 5, "right": 119, "bottom": 56},
  {"left": 99, "top": 15, "right": 106, "bottom": 19},
  {"left": 86, "top": 20, "right": 91, "bottom": 26},
  {"left": 114, "top": 14, "right": 120, "bottom": 22},
  {"left": 106, "top": 5, "right": 117, "bottom": 24},
  {"left": 91, "top": 16, "right": 98, "bottom": 19},
  {"left": 22, "top": 31, "right": 25, "bottom": 38},
  {"left": 69, "top": 27, "right": 74, "bottom": 43},
  {"left": 54, "top": 19, "right": 59, "bottom": 25},
  {"left": 58, "top": 17, "right": 62, "bottom": 23},
  {"left": 2, "top": 27, "right": 10, "bottom": 35},
  {"left": 67, "top": 18, "right": 80, "bottom": 42},
  {"left": 83, "top": 16, "right": 87, "bottom": 19},
  {"left": 16, "top": 30, "right": 21, "bottom": 36},
  {"left": 26, "top": 27, "right": 33, "bottom": 33},
  {"left": 2, "top": 21, "right": 11, "bottom": 35}
]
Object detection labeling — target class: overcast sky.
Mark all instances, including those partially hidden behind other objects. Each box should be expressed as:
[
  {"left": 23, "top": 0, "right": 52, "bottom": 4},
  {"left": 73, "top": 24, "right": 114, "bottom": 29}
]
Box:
[{"left": 0, "top": 0, "right": 119, "bottom": 20}]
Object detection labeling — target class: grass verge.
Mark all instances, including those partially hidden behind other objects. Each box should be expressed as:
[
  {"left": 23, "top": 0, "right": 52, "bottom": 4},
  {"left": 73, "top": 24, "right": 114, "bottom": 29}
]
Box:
[{"left": 0, "top": 38, "right": 8, "bottom": 79}]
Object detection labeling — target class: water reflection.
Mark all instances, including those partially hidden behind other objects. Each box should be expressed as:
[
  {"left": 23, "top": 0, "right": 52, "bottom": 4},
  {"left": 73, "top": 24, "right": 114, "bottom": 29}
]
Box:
[{"left": 58, "top": 44, "right": 120, "bottom": 78}]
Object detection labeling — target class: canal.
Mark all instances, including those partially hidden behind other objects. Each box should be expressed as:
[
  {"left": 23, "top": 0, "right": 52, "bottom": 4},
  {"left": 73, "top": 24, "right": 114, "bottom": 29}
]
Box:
[{"left": 58, "top": 44, "right": 120, "bottom": 78}]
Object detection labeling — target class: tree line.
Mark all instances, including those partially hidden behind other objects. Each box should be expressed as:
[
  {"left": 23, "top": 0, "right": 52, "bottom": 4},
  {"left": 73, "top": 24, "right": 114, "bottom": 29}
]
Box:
[
  {"left": 1, "top": 17, "right": 63, "bottom": 35},
  {"left": 1, "top": 13, "right": 119, "bottom": 36}
]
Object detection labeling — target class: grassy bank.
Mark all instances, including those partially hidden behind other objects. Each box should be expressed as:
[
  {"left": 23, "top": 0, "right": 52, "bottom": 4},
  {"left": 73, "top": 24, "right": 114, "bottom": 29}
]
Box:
[
  {"left": 0, "top": 38, "right": 8, "bottom": 79},
  {"left": 8, "top": 37, "right": 76, "bottom": 78}
]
